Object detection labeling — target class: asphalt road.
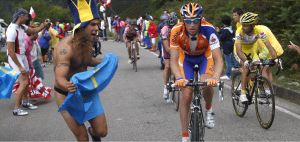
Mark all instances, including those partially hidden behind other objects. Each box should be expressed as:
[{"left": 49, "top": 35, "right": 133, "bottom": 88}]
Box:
[{"left": 0, "top": 41, "right": 300, "bottom": 141}]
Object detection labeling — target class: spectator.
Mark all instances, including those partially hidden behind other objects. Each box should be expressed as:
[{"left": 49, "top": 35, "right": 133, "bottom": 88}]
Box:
[
  {"left": 6, "top": 8, "right": 49, "bottom": 116},
  {"left": 38, "top": 23, "right": 51, "bottom": 65},
  {"left": 147, "top": 16, "right": 158, "bottom": 52},
  {"left": 288, "top": 41, "right": 300, "bottom": 55},
  {"left": 218, "top": 15, "right": 235, "bottom": 80}
]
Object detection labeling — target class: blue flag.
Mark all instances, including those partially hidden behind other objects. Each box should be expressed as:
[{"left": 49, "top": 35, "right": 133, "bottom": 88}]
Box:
[
  {"left": 59, "top": 53, "right": 118, "bottom": 124},
  {"left": 0, "top": 66, "right": 19, "bottom": 99}
]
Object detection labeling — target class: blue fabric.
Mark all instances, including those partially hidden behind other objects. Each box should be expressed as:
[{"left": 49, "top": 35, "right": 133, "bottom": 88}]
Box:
[
  {"left": 183, "top": 54, "right": 208, "bottom": 80},
  {"left": 58, "top": 53, "right": 119, "bottom": 124},
  {"left": 0, "top": 67, "right": 19, "bottom": 99},
  {"left": 157, "top": 22, "right": 165, "bottom": 34},
  {"left": 38, "top": 30, "right": 51, "bottom": 49},
  {"left": 144, "top": 35, "right": 151, "bottom": 48},
  {"left": 224, "top": 53, "right": 233, "bottom": 77}
]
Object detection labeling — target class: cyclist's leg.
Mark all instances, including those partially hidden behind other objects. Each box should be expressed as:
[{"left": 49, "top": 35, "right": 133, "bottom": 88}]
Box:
[
  {"left": 163, "top": 59, "right": 171, "bottom": 85},
  {"left": 126, "top": 41, "right": 131, "bottom": 59},
  {"left": 180, "top": 87, "right": 193, "bottom": 131},
  {"left": 179, "top": 56, "right": 194, "bottom": 136},
  {"left": 135, "top": 38, "right": 140, "bottom": 56},
  {"left": 163, "top": 46, "right": 171, "bottom": 86},
  {"left": 198, "top": 55, "right": 214, "bottom": 101}
]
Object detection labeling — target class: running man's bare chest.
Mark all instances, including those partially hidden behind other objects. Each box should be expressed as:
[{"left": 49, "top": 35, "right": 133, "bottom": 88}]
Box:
[{"left": 70, "top": 52, "right": 91, "bottom": 69}]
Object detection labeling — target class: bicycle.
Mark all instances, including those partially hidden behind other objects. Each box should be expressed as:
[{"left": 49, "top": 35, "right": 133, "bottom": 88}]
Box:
[
  {"left": 231, "top": 58, "right": 282, "bottom": 129},
  {"left": 130, "top": 40, "right": 139, "bottom": 72},
  {"left": 175, "top": 65, "right": 224, "bottom": 141},
  {"left": 166, "top": 74, "right": 180, "bottom": 111}
]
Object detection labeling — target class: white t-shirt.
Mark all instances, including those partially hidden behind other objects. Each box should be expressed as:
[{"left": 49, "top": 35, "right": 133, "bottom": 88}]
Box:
[
  {"left": 6, "top": 23, "right": 28, "bottom": 55},
  {"left": 30, "top": 41, "right": 41, "bottom": 62}
]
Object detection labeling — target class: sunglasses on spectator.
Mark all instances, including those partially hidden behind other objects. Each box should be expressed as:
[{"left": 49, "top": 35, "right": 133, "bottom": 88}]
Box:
[{"left": 183, "top": 18, "right": 201, "bottom": 24}]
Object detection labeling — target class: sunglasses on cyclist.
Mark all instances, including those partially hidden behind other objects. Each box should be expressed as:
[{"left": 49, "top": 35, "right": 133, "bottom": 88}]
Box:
[{"left": 183, "top": 18, "right": 201, "bottom": 24}]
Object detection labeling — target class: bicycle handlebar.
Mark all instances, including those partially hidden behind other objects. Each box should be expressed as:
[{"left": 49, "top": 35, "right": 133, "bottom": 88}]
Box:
[
  {"left": 171, "top": 81, "right": 225, "bottom": 101},
  {"left": 248, "top": 58, "right": 283, "bottom": 76}
]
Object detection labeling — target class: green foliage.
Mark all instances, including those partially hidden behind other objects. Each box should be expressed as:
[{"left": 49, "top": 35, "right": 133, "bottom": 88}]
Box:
[
  {"left": 0, "top": 0, "right": 71, "bottom": 23},
  {"left": 114, "top": 0, "right": 300, "bottom": 70},
  {"left": 0, "top": 52, "right": 7, "bottom": 65}
]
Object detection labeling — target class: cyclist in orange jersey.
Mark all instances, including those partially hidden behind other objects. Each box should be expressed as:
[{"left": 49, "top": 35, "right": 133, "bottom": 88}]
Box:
[{"left": 170, "top": 2, "right": 223, "bottom": 142}]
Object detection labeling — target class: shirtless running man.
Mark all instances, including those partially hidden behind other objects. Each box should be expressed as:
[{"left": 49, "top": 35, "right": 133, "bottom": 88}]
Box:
[{"left": 53, "top": 0, "right": 107, "bottom": 141}]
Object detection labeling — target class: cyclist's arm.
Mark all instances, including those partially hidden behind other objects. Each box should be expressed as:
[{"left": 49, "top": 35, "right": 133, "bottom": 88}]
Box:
[
  {"left": 123, "top": 34, "right": 127, "bottom": 42},
  {"left": 263, "top": 40, "right": 277, "bottom": 59},
  {"left": 211, "top": 48, "right": 223, "bottom": 79},
  {"left": 170, "top": 48, "right": 182, "bottom": 79},
  {"left": 236, "top": 42, "right": 247, "bottom": 62}
]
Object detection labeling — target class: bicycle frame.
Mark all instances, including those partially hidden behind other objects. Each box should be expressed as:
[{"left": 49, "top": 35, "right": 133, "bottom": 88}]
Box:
[
  {"left": 247, "top": 60, "right": 276, "bottom": 102},
  {"left": 130, "top": 40, "right": 138, "bottom": 72},
  {"left": 190, "top": 65, "right": 204, "bottom": 115}
]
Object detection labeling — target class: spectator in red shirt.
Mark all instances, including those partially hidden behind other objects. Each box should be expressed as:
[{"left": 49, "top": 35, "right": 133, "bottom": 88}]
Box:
[{"left": 147, "top": 16, "right": 158, "bottom": 52}]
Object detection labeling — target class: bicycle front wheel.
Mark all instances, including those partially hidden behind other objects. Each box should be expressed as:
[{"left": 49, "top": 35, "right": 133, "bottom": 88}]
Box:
[
  {"left": 170, "top": 76, "right": 180, "bottom": 111},
  {"left": 189, "top": 111, "right": 204, "bottom": 142},
  {"left": 172, "top": 87, "right": 180, "bottom": 111},
  {"left": 231, "top": 72, "right": 248, "bottom": 117},
  {"left": 255, "top": 77, "right": 275, "bottom": 129}
]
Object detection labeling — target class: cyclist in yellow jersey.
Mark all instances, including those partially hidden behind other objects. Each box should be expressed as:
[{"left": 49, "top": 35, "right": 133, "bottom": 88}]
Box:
[{"left": 235, "top": 12, "right": 283, "bottom": 103}]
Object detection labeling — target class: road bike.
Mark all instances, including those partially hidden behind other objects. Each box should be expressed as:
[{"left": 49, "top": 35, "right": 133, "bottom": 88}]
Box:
[
  {"left": 231, "top": 58, "right": 282, "bottom": 129},
  {"left": 130, "top": 40, "right": 139, "bottom": 72},
  {"left": 181, "top": 65, "right": 224, "bottom": 141}
]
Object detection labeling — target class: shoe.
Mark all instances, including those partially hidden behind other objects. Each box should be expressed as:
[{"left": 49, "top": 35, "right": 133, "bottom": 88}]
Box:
[
  {"left": 182, "top": 137, "right": 190, "bottom": 142},
  {"left": 163, "top": 86, "right": 168, "bottom": 100},
  {"left": 22, "top": 102, "right": 38, "bottom": 110},
  {"left": 239, "top": 94, "right": 248, "bottom": 103},
  {"left": 137, "top": 55, "right": 140, "bottom": 60},
  {"left": 220, "top": 75, "right": 230, "bottom": 80},
  {"left": 128, "top": 59, "right": 132, "bottom": 64},
  {"left": 259, "top": 89, "right": 271, "bottom": 98},
  {"left": 205, "top": 109, "right": 215, "bottom": 129},
  {"left": 13, "top": 108, "right": 28, "bottom": 116},
  {"left": 166, "top": 98, "right": 173, "bottom": 103},
  {"left": 88, "top": 127, "right": 101, "bottom": 142}
]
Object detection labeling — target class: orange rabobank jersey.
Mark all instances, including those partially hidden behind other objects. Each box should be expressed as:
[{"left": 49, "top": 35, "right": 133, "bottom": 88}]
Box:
[{"left": 170, "top": 20, "right": 220, "bottom": 57}]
